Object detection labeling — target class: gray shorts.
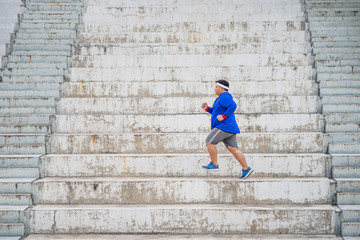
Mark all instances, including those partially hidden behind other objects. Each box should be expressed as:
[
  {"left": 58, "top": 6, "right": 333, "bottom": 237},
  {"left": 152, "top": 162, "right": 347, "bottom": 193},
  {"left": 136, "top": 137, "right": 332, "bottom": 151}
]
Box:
[{"left": 206, "top": 127, "right": 238, "bottom": 149}]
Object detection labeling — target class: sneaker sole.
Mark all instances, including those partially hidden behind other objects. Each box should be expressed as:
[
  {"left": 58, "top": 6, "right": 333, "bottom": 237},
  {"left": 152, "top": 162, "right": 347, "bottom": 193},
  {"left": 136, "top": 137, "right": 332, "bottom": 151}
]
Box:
[
  {"left": 240, "top": 168, "right": 254, "bottom": 179},
  {"left": 202, "top": 167, "right": 220, "bottom": 171}
]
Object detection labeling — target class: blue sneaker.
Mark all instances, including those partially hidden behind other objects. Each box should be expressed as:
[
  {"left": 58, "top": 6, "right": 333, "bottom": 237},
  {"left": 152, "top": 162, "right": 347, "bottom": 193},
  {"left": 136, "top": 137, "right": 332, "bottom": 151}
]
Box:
[
  {"left": 239, "top": 167, "right": 254, "bottom": 179},
  {"left": 202, "top": 162, "right": 219, "bottom": 170}
]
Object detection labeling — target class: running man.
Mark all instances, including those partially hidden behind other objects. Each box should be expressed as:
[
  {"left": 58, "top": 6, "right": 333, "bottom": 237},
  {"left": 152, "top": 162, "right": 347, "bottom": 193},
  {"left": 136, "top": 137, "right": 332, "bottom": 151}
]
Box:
[{"left": 201, "top": 79, "right": 254, "bottom": 179}]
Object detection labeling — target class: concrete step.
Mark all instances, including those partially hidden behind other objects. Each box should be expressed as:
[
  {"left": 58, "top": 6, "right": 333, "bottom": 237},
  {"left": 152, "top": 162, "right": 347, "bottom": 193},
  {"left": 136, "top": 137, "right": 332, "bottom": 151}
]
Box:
[
  {"left": 320, "top": 80, "right": 360, "bottom": 89},
  {"left": 56, "top": 96, "right": 319, "bottom": 114},
  {"left": 0, "top": 116, "right": 50, "bottom": 125},
  {"left": 81, "top": 12, "right": 304, "bottom": 24},
  {"left": 77, "top": 32, "right": 308, "bottom": 44},
  {"left": 342, "top": 222, "right": 360, "bottom": 237},
  {"left": 316, "top": 59, "right": 360, "bottom": 67},
  {"left": 40, "top": 153, "right": 329, "bottom": 178},
  {"left": 0, "top": 90, "right": 60, "bottom": 98},
  {"left": 0, "top": 82, "right": 61, "bottom": 91},
  {"left": 22, "top": 12, "right": 81, "bottom": 21},
  {"left": 314, "top": 47, "right": 360, "bottom": 55},
  {"left": 332, "top": 154, "right": 360, "bottom": 167},
  {"left": 0, "top": 205, "right": 27, "bottom": 222},
  {"left": 0, "top": 223, "right": 24, "bottom": 237},
  {"left": 0, "top": 107, "right": 55, "bottom": 115},
  {"left": 28, "top": 204, "right": 336, "bottom": 234},
  {"left": 339, "top": 205, "right": 360, "bottom": 222},
  {"left": 308, "top": 16, "right": 360, "bottom": 21},
  {"left": 0, "top": 144, "right": 46, "bottom": 155},
  {"left": 21, "top": 18, "right": 78, "bottom": 24},
  {"left": 326, "top": 123, "right": 360, "bottom": 133},
  {"left": 20, "top": 22, "right": 77, "bottom": 29},
  {"left": 322, "top": 96, "right": 360, "bottom": 104},
  {"left": 0, "top": 134, "right": 45, "bottom": 145},
  {"left": 14, "top": 38, "right": 74, "bottom": 44},
  {"left": 8, "top": 55, "right": 69, "bottom": 63},
  {"left": 3, "top": 68, "right": 66, "bottom": 76},
  {"left": 329, "top": 143, "right": 360, "bottom": 154},
  {"left": 74, "top": 42, "right": 309, "bottom": 55},
  {"left": 0, "top": 155, "right": 40, "bottom": 168},
  {"left": 34, "top": 177, "right": 332, "bottom": 205},
  {"left": 48, "top": 132, "right": 324, "bottom": 154},
  {"left": 52, "top": 114, "right": 321, "bottom": 133},
  {"left": 79, "top": 21, "right": 306, "bottom": 33},
  {"left": 313, "top": 41, "right": 360, "bottom": 48},
  {"left": 6, "top": 63, "right": 68, "bottom": 69},
  {"left": 327, "top": 133, "right": 360, "bottom": 143},
  {"left": 17, "top": 28, "right": 76, "bottom": 34},
  {"left": 1, "top": 76, "right": 64, "bottom": 83},
  {"left": 323, "top": 104, "right": 360, "bottom": 114},
  {"left": 315, "top": 53, "right": 360, "bottom": 61},
  {"left": 15, "top": 32, "right": 76, "bottom": 40},
  {"left": 0, "top": 168, "right": 39, "bottom": 178},
  {"left": 333, "top": 166, "right": 360, "bottom": 178},
  {"left": 61, "top": 80, "right": 317, "bottom": 97},
  {"left": 337, "top": 192, "right": 360, "bottom": 205},
  {"left": 309, "top": 20, "right": 360, "bottom": 27},
  {"left": 320, "top": 88, "right": 360, "bottom": 95},
  {"left": 336, "top": 178, "right": 360, "bottom": 192},
  {"left": 0, "top": 178, "right": 35, "bottom": 193},
  {"left": 22, "top": 234, "right": 344, "bottom": 240},
  {"left": 72, "top": 54, "right": 311, "bottom": 68},
  {"left": 82, "top": 4, "right": 302, "bottom": 15},
  {"left": 27, "top": 5, "right": 81, "bottom": 12},
  {"left": 0, "top": 124, "right": 49, "bottom": 134},
  {"left": 0, "top": 194, "right": 32, "bottom": 205},
  {"left": 0, "top": 98, "right": 56, "bottom": 107},
  {"left": 11, "top": 50, "right": 70, "bottom": 56},
  {"left": 307, "top": 10, "right": 360, "bottom": 17},
  {"left": 312, "top": 37, "right": 360, "bottom": 45},
  {"left": 68, "top": 66, "right": 313, "bottom": 82},
  {"left": 12, "top": 43, "right": 71, "bottom": 51},
  {"left": 310, "top": 30, "right": 360, "bottom": 37},
  {"left": 317, "top": 66, "right": 360, "bottom": 74}
]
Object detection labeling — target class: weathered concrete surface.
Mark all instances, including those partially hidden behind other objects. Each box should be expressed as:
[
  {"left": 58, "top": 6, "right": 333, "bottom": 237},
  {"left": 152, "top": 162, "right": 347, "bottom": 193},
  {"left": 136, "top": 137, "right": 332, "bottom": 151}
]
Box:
[
  {"left": 23, "top": 234, "right": 342, "bottom": 240},
  {"left": 52, "top": 114, "right": 321, "bottom": 133},
  {"left": 34, "top": 177, "right": 332, "bottom": 205},
  {"left": 28, "top": 204, "right": 336, "bottom": 234},
  {"left": 40, "top": 153, "right": 329, "bottom": 178},
  {"left": 48, "top": 132, "right": 324, "bottom": 154}
]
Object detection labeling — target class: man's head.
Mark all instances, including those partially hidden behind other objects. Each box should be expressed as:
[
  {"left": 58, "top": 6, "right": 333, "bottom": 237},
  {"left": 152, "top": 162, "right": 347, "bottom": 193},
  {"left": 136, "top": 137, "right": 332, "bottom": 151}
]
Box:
[{"left": 215, "top": 79, "right": 229, "bottom": 96}]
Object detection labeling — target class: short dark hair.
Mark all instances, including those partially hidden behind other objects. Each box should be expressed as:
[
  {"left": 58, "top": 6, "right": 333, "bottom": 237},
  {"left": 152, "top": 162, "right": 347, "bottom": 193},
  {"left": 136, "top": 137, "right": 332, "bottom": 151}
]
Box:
[{"left": 216, "top": 79, "right": 229, "bottom": 91}]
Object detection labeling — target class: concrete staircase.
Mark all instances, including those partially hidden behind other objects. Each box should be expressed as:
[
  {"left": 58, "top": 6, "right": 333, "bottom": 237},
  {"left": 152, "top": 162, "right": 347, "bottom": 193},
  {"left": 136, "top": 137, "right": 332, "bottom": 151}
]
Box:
[
  {"left": 0, "top": 0, "right": 83, "bottom": 238},
  {"left": 305, "top": 0, "right": 360, "bottom": 238},
  {"left": 22, "top": 0, "right": 340, "bottom": 239}
]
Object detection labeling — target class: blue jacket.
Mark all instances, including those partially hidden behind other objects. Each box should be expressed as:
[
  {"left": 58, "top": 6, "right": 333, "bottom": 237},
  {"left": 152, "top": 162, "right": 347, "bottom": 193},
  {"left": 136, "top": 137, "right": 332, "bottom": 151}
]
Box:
[{"left": 207, "top": 92, "right": 240, "bottom": 133}]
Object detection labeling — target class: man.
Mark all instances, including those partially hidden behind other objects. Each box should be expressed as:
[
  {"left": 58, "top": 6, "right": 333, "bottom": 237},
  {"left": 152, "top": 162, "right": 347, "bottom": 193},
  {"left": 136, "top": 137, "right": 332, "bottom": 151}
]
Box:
[{"left": 201, "top": 79, "right": 254, "bottom": 179}]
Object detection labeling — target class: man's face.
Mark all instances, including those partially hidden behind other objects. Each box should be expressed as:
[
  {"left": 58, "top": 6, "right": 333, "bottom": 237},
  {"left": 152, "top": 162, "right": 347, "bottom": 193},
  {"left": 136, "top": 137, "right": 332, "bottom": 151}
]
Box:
[{"left": 215, "top": 84, "right": 223, "bottom": 96}]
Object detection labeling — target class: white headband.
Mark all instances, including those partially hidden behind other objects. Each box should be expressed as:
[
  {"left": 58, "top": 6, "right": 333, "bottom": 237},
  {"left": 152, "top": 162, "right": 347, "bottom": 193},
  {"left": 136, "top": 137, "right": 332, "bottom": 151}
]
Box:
[{"left": 216, "top": 82, "right": 229, "bottom": 90}]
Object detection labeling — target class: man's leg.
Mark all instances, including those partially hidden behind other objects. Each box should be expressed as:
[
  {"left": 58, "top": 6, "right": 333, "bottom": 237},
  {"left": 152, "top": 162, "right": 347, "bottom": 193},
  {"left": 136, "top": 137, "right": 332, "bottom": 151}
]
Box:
[
  {"left": 206, "top": 142, "right": 218, "bottom": 167},
  {"left": 227, "top": 145, "right": 248, "bottom": 170}
]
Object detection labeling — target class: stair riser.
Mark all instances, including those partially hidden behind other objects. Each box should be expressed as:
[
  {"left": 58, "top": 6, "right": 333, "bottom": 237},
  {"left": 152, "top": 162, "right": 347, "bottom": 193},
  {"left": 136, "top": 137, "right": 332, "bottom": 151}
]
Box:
[
  {"left": 342, "top": 209, "right": 360, "bottom": 222},
  {"left": 48, "top": 133, "right": 324, "bottom": 154},
  {"left": 72, "top": 54, "right": 311, "bottom": 68},
  {"left": 337, "top": 193, "right": 360, "bottom": 205},
  {"left": 0, "top": 223, "right": 24, "bottom": 236},
  {"left": 323, "top": 105, "right": 360, "bottom": 114},
  {"left": 337, "top": 180, "right": 360, "bottom": 192},
  {"left": 8, "top": 55, "right": 68, "bottom": 63},
  {"left": 333, "top": 167, "right": 360, "bottom": 178},
  {"left": 322, "top": 96, "right": 360, "bottom": 104},
  {"left": 0, "top": 135, "right": 45, "bottom": 145},
  {"left": 62, "top": 81, "right": 317, "bottom": 97},
  {"left": 1, "top": 156, "right": 39, "bottom": 168},
  {"left": 53, "top": 114, "right": 321, "bottom": 133},
  {"left": 78, "top": 32, "right": 308, "bottom": 44},
  {"left": 341, "top": 223, "right": 360, "bottom": 237},
  {"left": 332, "top": 155, "right": 360, "bottom": 167},
  {"left": 27, "top": 5, "right": 81, "bottom": 11},
  {"left": 0, "top": 107, "right": 55, "bottom": 115},
  {"left": 28, "top": 207, "right": 335, "bottom": 234},
  {"left": 0, "top": 99, "right": 56, "bottom": 108},
  {"left": 20, "top": 23, "right": 77, "bottom": 29},
  {"left": 6, "top": 63, "right": 68, "bottom": 69},
  {"left": 68, "top": 66, "right": 313, "bottom": 82},
  {"left": 0, "top": 182, "right": 33, "bottom": 194},
  {"left": 3, "top": 69, "right": 66, "bottom": 76},
  {"left": 0, "top": 210, "right": 25, "bottom": 223},
  {"left": 0, "top": 125, "right": 49, "bottom": 134},
  {"left": 40, "top": 154, "right": 329, "bottom": 178},
  {"left": 12, "top": 45, "right": 71, "bottom": 51},
  {"left": 1, "top": 76, "right": 64, "bottom": 83},
  {"left": 75, "top": 43, "right": 308, "bottom": 55},
  {"left": 0, "top": 168, "right": 39, "bottom": 178},
  {"left": 0, "top": 83, "right": 61, "bottom": 91},
  {"left": 0, "top": 145, "right": 46, "bottom": 155},
  {"left": 0, "top": 195, "right": 32, "bottom": 205},
  {"left": 35, "top": 179, "right": 331, "bottom": 205},
  {"left": 79, "top": 21, "right": 305, "bottom": 33}
]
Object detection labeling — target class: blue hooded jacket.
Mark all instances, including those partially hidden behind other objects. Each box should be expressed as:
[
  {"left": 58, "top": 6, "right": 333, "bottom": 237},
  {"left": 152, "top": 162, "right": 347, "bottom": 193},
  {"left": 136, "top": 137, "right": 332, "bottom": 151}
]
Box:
[{"left": 207, "top": 92, "right": 240, "bottom": 133}]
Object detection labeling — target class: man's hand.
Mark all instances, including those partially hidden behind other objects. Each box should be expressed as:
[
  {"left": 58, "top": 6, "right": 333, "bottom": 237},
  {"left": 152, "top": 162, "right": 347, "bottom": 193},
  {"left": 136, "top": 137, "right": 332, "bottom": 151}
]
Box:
[
  {"left": 201, "top": 102, "right": 208, "bottom": 110},
  {"left": 217, "top": 115, "right": 224, "bottom": 121}
]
